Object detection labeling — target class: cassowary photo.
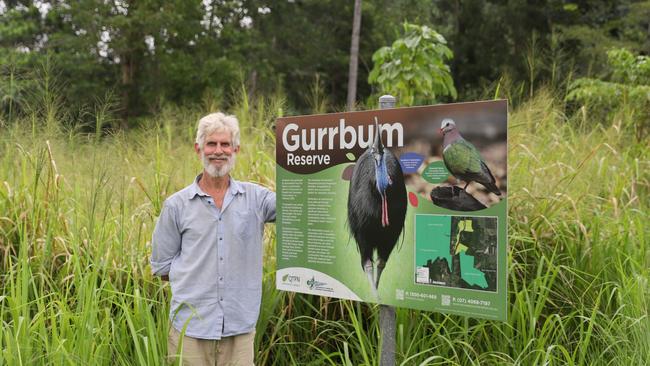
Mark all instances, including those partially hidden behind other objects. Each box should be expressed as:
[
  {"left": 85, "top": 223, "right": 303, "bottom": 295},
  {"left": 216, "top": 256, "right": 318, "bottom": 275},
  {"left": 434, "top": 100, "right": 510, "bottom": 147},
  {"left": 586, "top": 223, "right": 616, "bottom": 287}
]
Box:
[
  {"left": 347, "top": 118, "right": 407, "bottom": 297},
  {"left": 440, "top": 118, "right": 501, "bottom": 197}
]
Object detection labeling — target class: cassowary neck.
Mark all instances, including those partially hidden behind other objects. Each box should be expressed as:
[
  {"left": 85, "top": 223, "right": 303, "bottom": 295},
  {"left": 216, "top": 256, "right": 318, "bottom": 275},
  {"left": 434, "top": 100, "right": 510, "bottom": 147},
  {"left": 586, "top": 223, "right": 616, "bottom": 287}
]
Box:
[
  {"left": 375, "top": 153, "right": 392, "bottom": 227},
  {"left": 375, "top": 154, "right": 391, "bottom": 192}
]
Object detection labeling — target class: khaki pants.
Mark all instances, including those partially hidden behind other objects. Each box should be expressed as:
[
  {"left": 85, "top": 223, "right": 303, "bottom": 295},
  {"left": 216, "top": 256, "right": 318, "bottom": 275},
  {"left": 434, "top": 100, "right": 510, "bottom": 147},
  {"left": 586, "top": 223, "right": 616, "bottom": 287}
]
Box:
[{"left": 167, "top": 326, "right": 255, "bottom": 366}]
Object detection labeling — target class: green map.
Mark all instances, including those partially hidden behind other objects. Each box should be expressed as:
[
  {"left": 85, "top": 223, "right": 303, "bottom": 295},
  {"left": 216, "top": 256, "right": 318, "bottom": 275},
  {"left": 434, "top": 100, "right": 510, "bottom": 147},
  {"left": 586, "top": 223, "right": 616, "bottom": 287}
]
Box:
[{"left": 415, "top": 215, "right": 497, "bottom": 292}]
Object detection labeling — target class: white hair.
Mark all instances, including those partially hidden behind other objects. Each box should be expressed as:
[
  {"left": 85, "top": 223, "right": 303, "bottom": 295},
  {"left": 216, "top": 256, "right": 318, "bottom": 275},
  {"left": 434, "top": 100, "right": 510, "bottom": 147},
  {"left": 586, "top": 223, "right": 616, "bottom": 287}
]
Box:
[{"left": 195, "top": 112, "right": 240, "bottom": 150}]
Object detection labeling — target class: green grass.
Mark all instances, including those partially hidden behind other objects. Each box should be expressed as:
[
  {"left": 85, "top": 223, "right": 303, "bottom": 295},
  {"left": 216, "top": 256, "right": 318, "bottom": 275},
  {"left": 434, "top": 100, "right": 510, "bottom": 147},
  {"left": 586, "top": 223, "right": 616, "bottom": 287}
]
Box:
[{"left": 0, "top": 90, "right": 648, "bottom": 365}]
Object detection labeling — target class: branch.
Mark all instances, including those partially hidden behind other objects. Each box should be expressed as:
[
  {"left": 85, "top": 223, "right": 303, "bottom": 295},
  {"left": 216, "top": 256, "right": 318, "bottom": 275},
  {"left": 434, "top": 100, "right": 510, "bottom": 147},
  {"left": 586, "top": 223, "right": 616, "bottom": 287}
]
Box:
[{"left": 430, "top": 186, "right": 487, "bottom": 211}]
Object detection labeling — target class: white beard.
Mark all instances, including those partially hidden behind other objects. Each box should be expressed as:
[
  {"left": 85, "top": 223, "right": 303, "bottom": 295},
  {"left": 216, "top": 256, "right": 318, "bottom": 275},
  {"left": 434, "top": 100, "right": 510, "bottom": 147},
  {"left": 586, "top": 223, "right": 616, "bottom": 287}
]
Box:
[{"left": 202, "top": 153, "right": 236, "bottom": 177}]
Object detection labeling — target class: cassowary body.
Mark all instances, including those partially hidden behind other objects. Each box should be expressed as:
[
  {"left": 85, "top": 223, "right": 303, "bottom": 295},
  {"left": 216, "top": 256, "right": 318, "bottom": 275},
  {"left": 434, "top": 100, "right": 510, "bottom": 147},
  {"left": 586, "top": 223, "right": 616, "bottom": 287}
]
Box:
[{"left": 347, "top": 119, "right": 407, "bottom": 296}]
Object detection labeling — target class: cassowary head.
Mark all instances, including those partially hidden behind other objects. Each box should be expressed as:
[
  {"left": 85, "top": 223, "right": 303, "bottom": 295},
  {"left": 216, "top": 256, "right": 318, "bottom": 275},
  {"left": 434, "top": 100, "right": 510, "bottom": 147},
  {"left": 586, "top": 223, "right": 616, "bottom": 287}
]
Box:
[
  {"left": 439, "top": 118, "right": 457, "bottom": 136},
  {"left": 372, "top": 117, "right": 393, "bottom": 227}
]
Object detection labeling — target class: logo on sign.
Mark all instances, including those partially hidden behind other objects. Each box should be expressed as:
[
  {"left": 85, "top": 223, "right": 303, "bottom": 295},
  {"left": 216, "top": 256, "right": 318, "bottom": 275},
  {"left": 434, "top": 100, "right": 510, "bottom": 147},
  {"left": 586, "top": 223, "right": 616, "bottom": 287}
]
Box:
[
  {"left": 282, "top": 274, "right": 301, "bottom": 285},
  {"left": 306, "top": 276, "right": 334, "bottom": 293}
]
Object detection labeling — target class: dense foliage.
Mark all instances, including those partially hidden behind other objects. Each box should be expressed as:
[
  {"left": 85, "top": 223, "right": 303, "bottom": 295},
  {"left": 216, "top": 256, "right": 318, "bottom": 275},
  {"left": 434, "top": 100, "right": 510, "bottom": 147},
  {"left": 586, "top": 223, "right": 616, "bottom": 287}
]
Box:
[
  {"left": 2, "top": 0, "right": 650, "bottom": 124},
  {"left": 566, "top": 48, "right": 650, "bottom": 140}
]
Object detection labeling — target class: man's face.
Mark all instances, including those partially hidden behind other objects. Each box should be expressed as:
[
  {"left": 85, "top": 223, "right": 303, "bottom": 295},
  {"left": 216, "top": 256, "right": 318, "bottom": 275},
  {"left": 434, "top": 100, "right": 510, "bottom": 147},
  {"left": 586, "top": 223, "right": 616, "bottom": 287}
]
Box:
[{"left": 195, "top": 131, "right": 239, "bottom": 178}]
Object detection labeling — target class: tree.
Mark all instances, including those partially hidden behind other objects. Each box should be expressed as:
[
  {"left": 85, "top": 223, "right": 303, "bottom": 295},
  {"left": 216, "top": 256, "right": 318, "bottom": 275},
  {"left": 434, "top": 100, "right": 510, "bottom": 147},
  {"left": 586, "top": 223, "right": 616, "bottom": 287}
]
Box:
[
  {"left": 346, "top": 0, "right": 362, "bottom": 111},
  {"left": 246, "top": 0, "right": 368, "bottom": 112},
  {"left": 0, "top": 1, "right": 53, "bottom": 121},
  {"left": 368, "top": 23, "right": 456, "bottom": 106},
  {"left": 0, "top": 0, "right": 250, "bottom": 124}
]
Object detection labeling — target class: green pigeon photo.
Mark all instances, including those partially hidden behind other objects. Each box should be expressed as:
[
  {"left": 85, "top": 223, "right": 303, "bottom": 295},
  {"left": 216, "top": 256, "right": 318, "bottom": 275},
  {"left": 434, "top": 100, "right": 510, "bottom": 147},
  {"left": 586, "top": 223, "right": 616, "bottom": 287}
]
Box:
[{"left": 439, "top": 118, "right": 503, "bottom": 208}]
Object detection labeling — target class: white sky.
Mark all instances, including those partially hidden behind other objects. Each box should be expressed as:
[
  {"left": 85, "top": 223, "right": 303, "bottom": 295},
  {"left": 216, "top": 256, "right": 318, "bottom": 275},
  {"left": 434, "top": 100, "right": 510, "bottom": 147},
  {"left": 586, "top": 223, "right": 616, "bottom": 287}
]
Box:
[
  {"left": 113, "top": 0, "right": 128, "bottom": 15},
  {"left": 34, "top": 0, "right": 51, "bottom": 19},
  {"left": 144, "top": 35, "right": 155, "bottom": 54}
]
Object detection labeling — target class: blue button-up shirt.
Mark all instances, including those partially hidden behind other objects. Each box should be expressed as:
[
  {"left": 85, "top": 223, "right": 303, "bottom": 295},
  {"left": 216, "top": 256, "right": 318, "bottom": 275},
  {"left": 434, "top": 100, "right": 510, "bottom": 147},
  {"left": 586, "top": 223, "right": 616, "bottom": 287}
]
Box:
[{"left": 150, "top": 175, "right": 276, "bottom": 339}]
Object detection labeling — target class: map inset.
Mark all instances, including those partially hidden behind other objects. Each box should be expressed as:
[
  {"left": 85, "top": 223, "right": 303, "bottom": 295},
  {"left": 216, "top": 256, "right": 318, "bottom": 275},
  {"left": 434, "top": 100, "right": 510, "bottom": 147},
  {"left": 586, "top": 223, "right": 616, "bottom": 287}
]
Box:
[{"left": 415, "top": 215, "right": 497, "bottom": 292}]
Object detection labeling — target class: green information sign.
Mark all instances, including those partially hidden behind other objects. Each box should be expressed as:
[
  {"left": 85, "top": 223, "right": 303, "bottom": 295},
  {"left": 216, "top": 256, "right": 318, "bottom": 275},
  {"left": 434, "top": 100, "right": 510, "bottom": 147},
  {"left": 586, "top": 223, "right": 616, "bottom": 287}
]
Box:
[
  {"left": 422, "top": 161, "right": 450, "bottom": 184},
  {"left": 276, "top": 100, "right": 508, "bottom": 321}
]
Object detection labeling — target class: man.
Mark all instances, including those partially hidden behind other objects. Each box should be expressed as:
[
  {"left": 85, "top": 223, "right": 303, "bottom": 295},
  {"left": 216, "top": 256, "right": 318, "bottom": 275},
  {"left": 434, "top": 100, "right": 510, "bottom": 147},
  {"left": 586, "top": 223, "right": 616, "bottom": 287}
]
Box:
[{"left": 151, "top": 112, "right": 276, "bottom": 366}]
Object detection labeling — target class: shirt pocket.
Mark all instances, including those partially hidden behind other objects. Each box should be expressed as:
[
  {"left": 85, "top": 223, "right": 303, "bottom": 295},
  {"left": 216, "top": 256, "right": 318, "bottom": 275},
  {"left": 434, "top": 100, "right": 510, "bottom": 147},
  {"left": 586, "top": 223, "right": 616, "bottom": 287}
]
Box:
[
  {"left": 234, "top": 210, "right": 255, "bottom": 243},
  {"left": 229, "top": 211, "right": 263, "bottom": 288}
]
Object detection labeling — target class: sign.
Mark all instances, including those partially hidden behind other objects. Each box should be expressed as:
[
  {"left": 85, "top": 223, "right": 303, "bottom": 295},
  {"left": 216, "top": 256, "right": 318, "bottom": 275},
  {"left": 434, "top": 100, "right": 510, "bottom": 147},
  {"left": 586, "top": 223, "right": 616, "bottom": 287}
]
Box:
[{"left": 275, "top": 100, "right": 508, "bottom": 321}]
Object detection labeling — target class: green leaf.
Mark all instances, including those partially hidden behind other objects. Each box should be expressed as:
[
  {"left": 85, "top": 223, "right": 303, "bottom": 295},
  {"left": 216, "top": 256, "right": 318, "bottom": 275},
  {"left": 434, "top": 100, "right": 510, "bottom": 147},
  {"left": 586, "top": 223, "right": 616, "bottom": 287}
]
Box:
[
  {"left": 404, "top": 35, "right": 421, "bottom": 49},
  {"left": 368, "top": 23, "right": 456, "bottom": 106},
  {"left": 563, "top": 3, "right": 578, "bottom": 11}
]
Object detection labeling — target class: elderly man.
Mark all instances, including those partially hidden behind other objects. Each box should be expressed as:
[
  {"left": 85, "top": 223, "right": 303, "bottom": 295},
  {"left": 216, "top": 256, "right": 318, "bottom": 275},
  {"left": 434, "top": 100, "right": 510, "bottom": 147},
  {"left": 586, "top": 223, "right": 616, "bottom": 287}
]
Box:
[{"left": 151, "top": 112, "right": 276, "bottom": 366}]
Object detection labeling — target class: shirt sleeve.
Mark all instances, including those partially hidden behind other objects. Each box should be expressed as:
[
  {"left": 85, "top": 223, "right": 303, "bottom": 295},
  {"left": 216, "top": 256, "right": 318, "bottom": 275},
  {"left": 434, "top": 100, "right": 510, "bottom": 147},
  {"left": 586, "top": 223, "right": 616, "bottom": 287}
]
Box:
[
  {"left": 259, "top": 187, "right": 276, "bottom": 223},
  {"left": 150, "top": 200, "right": 181, "bottom": 276}
]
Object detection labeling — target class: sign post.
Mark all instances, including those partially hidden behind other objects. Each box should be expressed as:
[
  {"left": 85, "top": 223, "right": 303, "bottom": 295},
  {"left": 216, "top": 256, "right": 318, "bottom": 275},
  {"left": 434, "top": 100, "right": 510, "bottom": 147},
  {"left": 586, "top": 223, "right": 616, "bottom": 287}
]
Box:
[{"left": 378, "top": 95, "right": 396, "bottom": 366}]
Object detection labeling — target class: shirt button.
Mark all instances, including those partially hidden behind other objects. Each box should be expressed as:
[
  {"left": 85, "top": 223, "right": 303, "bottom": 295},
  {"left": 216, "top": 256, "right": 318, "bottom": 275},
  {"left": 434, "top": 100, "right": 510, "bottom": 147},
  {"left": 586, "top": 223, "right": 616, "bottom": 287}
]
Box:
[
  {"left": 220, "top": 297, "right": 223, "bottom": 301},
  {"left": 220, "top": 257, "right": 223, "bottom": 261},
  {"left": 219, "top": 237, "right": 223, "bottom": 241},
  {"left": 219, "top": 277, "right": 223, "bottom": 281}
]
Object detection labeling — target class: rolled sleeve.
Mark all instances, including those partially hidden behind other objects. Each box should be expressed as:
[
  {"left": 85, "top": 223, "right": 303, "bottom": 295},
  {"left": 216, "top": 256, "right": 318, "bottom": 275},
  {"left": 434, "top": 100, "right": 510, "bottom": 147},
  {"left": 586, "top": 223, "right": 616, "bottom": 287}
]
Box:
[
  {"left": 260, "top": 188, "right": 276, "bottom": 223},
  {"left": 151, "top": 200, "right": 181, "bottom": 276}
]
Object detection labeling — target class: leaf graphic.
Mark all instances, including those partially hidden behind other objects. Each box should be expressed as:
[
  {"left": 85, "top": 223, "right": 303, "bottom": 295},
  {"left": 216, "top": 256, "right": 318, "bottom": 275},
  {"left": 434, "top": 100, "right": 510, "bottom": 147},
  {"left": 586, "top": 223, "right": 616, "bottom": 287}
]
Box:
[{"left": 342, "top": 164, "right": 355, "bottom": 181}]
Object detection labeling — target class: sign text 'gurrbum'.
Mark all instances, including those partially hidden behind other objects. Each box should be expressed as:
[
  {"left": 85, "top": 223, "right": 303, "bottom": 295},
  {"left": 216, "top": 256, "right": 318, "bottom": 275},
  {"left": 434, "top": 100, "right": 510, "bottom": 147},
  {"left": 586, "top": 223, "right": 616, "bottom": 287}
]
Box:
[{"left": 281, "top": 118, "right": 404, "bottom": 166}]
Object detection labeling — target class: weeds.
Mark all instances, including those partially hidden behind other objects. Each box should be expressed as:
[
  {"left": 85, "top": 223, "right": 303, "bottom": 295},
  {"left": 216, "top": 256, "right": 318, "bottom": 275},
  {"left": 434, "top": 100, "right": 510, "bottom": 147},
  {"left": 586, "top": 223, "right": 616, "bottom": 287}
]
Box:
[{"left": 0, "top": 88, "right": 648, "bottom": 365}]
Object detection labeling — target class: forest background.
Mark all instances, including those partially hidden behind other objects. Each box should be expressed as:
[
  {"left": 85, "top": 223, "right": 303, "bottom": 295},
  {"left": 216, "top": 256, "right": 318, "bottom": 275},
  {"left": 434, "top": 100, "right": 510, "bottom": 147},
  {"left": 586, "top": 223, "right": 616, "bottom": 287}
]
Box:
[
  {"left": 3, "top": 0, "right": 649, "bottom": 119},
  {"left": 0, "top": 1, "right": 649, "bottom": 365}
]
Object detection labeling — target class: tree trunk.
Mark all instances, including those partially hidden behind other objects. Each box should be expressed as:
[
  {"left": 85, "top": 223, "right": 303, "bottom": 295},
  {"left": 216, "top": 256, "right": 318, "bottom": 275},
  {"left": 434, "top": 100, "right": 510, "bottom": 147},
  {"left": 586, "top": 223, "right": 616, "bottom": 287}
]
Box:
[
  {"left": 118, "top": 0, "right": 142, "bottom": 128},
  {"left": 120, "top": 57, "right": 133, "bottom": 127},
  {"left": 346, "top": 0, "right": 362, "bottom": 111}
]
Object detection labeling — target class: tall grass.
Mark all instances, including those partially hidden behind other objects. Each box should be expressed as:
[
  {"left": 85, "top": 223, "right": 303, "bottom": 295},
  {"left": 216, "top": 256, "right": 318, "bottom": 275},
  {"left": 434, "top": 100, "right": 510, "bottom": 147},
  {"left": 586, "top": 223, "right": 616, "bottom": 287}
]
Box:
[{"left": 0, "top": 88, "right": 648, "bottom": 365}]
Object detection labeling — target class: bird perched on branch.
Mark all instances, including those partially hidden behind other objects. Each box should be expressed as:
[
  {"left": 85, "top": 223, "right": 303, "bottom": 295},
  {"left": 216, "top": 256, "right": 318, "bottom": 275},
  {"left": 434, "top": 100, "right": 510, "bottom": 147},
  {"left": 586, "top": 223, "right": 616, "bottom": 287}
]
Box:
[
  {"left": 347, "top": 118, "right": 407, "bottom": 296},
  {"left": 440, "top": 118, "right": 501, "bottom": 196}
]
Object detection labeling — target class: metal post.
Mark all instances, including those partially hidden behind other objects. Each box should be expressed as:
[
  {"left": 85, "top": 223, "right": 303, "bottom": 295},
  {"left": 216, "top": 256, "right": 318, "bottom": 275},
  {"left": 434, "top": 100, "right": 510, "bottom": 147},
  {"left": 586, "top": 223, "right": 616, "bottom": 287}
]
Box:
[
  {"left": 379, "top": 95, "right": 396, "bottom": 110},
  {"left": 378, "top": 94, "right": 396, "bottom": 366}
]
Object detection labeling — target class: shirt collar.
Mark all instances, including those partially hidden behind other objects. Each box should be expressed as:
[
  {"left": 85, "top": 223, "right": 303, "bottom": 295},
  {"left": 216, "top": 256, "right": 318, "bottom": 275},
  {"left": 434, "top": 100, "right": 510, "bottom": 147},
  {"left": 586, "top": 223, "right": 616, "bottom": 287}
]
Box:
[
  {"left": 187, "top": 174, "right": 244, "bottom": 200},
  {"left": 228, "top": 177, "right": 245, "bottom": 195}
]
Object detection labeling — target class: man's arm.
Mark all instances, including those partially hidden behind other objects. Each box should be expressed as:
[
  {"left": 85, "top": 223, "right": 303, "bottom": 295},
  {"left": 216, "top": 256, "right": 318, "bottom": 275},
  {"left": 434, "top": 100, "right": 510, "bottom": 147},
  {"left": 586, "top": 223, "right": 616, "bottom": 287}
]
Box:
[
  {"left": 151, "top": 200, "right": 181, "bottom": 281},
  {"left": 260, "top": 187, "right": 276, "bottom": 223}
]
